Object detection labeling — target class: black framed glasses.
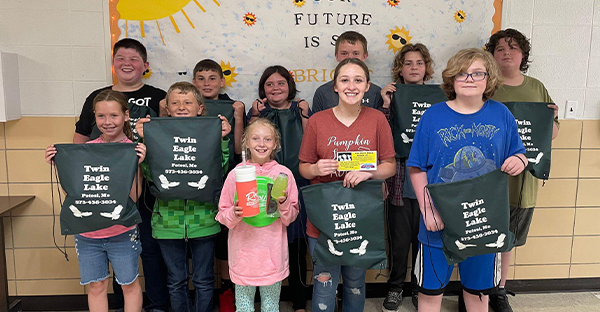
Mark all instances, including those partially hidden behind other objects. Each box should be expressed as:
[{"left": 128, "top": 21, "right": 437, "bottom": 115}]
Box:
[{"left": 455, "top": 72, "right": 487, "bottom": 82}]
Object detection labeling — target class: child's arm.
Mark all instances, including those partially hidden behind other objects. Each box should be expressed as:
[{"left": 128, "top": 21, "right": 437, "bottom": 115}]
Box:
[
  {"left": 410, "top": 166, "right": 444, "bottom": 232},
  {"left": 232, "top": 101, "right": 245, "bottom": 154},
  {"left": 216, "top": 171, "right": 243, "bottom": 229},
  {"left": 342, "top": 156, "right": 395, "bottom": 188},
  {"left": 298, "top": 100, "right": 311, "bottom": 130},
  {"left": 299, "top": 160, "right": 338, "bottom": 180},
  {"left": 275, "top": 170, "right": 300, "bottom": 226},
  {"left": 249, "top": 98, "right": 267, "bottom": 123},
  {"left": 45, "top": 145, "right": 57, "bottom": 164},
  {"left": 548, "top": 104, "right": 559, "bottom": 140},
  {"left": 501, "top": 154, "right": 528, "bottom": 176},
  {"left": 380, "top": 82, "right": 396, "bottom": 109},
  {"left": 135, "top": 115, "right": 151, "bottom": 139},
  {"left": 129, "top": 143, "right": 146, "bottom": 201}
]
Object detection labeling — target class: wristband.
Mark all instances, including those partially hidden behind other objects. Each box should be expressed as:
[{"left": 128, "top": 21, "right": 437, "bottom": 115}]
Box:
[{"left": 514, "top": 155, "right": 526, "bottom": 168}]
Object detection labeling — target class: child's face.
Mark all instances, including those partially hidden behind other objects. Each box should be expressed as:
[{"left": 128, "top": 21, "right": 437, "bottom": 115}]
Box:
[
  {"left": 335, "top": 41, "right": 368, "bottom": 62},
  {"left": 166, "top": 90, "right": 203, "bottom": 117},
  {"left": 453, "top": 59, "right": 487, "bottom": 100},
  {"left": 492, "top": 38, "right": 523, "bottom": 72},
  {"left": 400, "top": 51, "right": 426, "bottom": 84},
  {"left": 192, "top": 70, "right": 225, "bottom": 100},
  {"left": 247, "top": 125, "right": 276, "bottom": 165},
  {"left": 95, "top": 100, "right": 129, "bottom": 141},
  {"left": 264, "top": 73, "right": 289, "bottom": 106},
  {"left": 333, "top": 63, "right": 370, "bottom": 106},
  {"left": 112, "top": 48, "right": 148, "bottom": 85}
]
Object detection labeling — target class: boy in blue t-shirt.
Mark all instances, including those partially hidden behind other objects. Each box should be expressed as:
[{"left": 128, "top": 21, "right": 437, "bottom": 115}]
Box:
[{"left": 407, "top": 49, "right": 527, "bottom": 312}]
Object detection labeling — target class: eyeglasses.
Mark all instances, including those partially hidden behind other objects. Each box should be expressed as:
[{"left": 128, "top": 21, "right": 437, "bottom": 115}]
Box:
[{"left": 455, "top": 72, "right": 488, "bottom": 82}]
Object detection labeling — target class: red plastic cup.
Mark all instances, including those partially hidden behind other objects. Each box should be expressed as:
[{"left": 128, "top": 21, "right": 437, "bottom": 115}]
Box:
[{"left": 234, "top": 165, "right": 260, "bottom": 217}]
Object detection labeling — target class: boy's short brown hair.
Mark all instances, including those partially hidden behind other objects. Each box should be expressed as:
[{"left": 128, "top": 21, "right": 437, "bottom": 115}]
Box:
[
  {"left": 392, "top": 43, "right": 435, "bottom": 83},
  {"left": 113, "top": 38, "right": 147, "bottom": 62},
  {"left": 192, "top": 59, "right": 223, "bottom": 78},
  {"left": 335, "top": 31, "right": 368, "bottom": 55},
  {"left": 441, "top": 48, "right": 503, "bottom": 101},
  {"left": 166, "top": 82, "right": 208, "bottom": 116},
  {"left": 485, "top": 28, "right": 531, "bottom": 72}
]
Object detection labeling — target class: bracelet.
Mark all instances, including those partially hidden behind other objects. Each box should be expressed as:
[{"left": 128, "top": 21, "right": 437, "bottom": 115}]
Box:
[{"left": 514, "top": 155, "right": 526, "bottom": 167}]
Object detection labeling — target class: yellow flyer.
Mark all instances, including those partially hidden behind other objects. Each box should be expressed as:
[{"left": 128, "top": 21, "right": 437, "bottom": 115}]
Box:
[{"left": 337, "top": 151, "right": 377, "bottom": 171}]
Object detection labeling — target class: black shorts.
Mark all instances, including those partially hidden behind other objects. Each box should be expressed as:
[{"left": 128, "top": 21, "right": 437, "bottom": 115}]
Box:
[{"left": 509, "top": 206, "right": 535, "bottom": 247}]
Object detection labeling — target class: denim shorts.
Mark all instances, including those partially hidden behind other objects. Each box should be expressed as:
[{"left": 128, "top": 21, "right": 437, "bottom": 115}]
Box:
[{"left": 74, "top": 227, "right": 142, "bottom": 285}]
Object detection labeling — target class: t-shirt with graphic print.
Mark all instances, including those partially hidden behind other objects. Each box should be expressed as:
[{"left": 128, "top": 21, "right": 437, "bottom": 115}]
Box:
[
  {"left": 407, "top": 100, "right": 525, "bottom": 248},
  {"left": 75, "top": 84, "right": 166, "bottom": 142},
  {"left": 298, "top": 107, "right": 396, "bottom": 238}
]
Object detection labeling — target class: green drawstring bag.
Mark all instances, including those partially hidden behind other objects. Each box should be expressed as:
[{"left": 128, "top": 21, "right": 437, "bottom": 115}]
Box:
[
  {"left": 144, "top": 117, "right": 223, "bottom": 203},
  {"left": 426, "top": 169, "right": 515, "bottom": 264},
  {"left": 392, "top": 84, "right": 447, "bottom": 158},
  {"left": 302, "top": 180, "right": 386, "bottom": 269},
  {"left": 503, "top": 102, "right": 554, "bottom": 179},
  {"left": 53, "top": 143, "right": 141, "bottom": 235},
  {"left": 262, "top": 104, "right": 304, "bottom": 179},
  {"left": 204, "top": 99, "right": 241, "bottom": 172}
]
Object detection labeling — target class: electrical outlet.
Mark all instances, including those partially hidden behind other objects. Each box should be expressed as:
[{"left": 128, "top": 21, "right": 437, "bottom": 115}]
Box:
[{"left": 565, "top": 100, "right": 578, "bottom": 119}]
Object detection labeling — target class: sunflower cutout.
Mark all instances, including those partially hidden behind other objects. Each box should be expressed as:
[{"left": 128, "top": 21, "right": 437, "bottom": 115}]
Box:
[
  {"left": 221, "top": 61, "right": 238, "bottom": 87},
  {"left": 454, "top": 10, "right": 466, "bottom": 23},
  {"left": 244, "top": 12, "right": 257, "bottom": 26},
  {"left": 387, "top": 0, "right": 400, "bottom": 7},
  {"left": 294, "top": 0, "right": 305, "bottom": 7},
  {"left": 143, "top": 68, "right": 153, "bottom": 80},
  {"left": 385, "top": 26, "right": 412, "bottom": 53}
]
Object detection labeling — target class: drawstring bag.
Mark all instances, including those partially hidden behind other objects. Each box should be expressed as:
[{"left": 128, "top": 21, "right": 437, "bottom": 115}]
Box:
[
  {"left": 144, "top": 117, "right": 223, "bottom": 203},
  {"left": 426, "top": 169, "right": 515, "bottom": 264},
  {"left": 302, "top": 180, "right": 386, "bottom": 269},
  {"left": 262, "top": 104, "right": 304, "bottom": 179},
  {"left": 392, "top": 84, "right": 447, "bottom": 158},
  {"left": 53, "top": 143, "right": 141, "bottom": 235},
  {"left": 503, "top": 102, "right": 554, "bottom": 179},
  {"left": 204, "top": 99, "right": 241, "bottom": 172}
]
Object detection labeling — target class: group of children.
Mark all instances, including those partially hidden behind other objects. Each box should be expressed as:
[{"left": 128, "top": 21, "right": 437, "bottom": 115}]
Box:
[{"left": 43, "top": 26, "right": 558, "bottom": 312}]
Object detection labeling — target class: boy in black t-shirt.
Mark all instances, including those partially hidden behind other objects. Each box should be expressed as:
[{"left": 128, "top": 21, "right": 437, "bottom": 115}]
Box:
[{"left": 73, "top": 38, "right": 170, "bottom": 312}]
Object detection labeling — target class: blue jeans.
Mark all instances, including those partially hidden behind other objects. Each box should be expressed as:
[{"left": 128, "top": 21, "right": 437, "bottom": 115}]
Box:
[
  {"left": 74, "top": 227, "right": 141, "bottom": 286},
  {"left": 308, "top": 237, "right": 366, "bottom": 312},
  {"left": 157, "top": 235, "right": 216, "bottom": 312}
]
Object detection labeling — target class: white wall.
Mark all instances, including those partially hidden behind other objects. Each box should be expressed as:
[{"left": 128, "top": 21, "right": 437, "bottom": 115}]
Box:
[
  {"left": 0, "top": 0, "right": 598, "bottom": 119},
  {"left": 502, "top": 0, "right": 600, "bottom": 119},
  {"left": 0, "top": 0, "right": 111, "bottom": 116}
]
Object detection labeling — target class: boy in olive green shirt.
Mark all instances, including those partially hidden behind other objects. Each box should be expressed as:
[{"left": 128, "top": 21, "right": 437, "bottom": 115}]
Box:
[{"left": 485, "top": 29, "right": 559, "bottom": 312}]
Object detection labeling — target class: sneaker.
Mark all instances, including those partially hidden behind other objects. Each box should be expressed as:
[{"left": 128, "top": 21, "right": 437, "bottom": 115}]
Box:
[
  {"left": 382, "top": 290, "right": 403, "bottom": 312},
  {"left": 489, "top": 288, "right": 514, "bottom": 312},
  {"left": 411, "top": 294, "right": 418, "bottom": 310},
  {"left": 458, "top": 292, "right": 466, "bottom": 312},
  {"left": 219, "top": 288, "right": 236, "bottom": 312}
]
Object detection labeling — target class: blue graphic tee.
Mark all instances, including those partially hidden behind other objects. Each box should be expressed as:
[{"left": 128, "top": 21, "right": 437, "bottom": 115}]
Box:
[{"left": 407, "top": 100, "right": 525, "bottom": 248}]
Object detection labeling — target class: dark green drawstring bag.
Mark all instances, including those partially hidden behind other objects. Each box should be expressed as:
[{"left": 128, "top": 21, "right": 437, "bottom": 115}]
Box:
[
  {"left": 204, "top": 99, "right": 241, "bottom": 172},
  {"left": 302, "top": 180, "right": 386, "bottom": 269},
  {"left": 503, "top": 102, "right": 554, "bottom": 180},
  {"left": 262, "top": 105, "right": 304, "bottom": 180},
  {"left": 426, "top": 169, "right": 515, "bottom": 264},
  {"left": 54, "top": 143, "right": 141, "bottom": 235},
  {"left": 392, "top": 84, "right": 447, "bottom": 158},
  {"left": 144, "top": 117, "right": 223, "bottom": 203}
]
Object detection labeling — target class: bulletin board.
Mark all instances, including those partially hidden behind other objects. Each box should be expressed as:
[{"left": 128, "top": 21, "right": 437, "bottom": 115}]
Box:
[{"left": 109, "top": 0, "right": 502, "bottom": 106}]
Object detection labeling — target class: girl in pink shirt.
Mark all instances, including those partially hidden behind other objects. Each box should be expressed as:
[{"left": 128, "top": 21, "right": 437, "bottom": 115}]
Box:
[
  {"left": 217, "top": 119, "right": 299, "bottom": 312},
  {"left": 45, "top": 89, "right": 145, "bottom": 312}
]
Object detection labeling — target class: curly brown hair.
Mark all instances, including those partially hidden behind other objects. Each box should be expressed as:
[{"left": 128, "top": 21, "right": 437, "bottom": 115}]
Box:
[
  {"left": 441, "top": 48, "right": 504, "bottom": 101},
  {"left": 485, "top": 28, "right": 531, "bottom": 72},
  {"left": 391, "top": 43, "right": 434, "bottom": 83}
]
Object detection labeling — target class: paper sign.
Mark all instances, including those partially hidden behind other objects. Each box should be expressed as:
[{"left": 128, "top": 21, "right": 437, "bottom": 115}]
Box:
[{"left": 337, "top": 151, "right": 377, "bottom": 171}]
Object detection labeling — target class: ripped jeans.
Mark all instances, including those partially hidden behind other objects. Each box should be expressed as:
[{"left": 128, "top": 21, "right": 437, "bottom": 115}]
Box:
[{"left": 308, "top": 237, "right": 366, "bottom": 312}]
